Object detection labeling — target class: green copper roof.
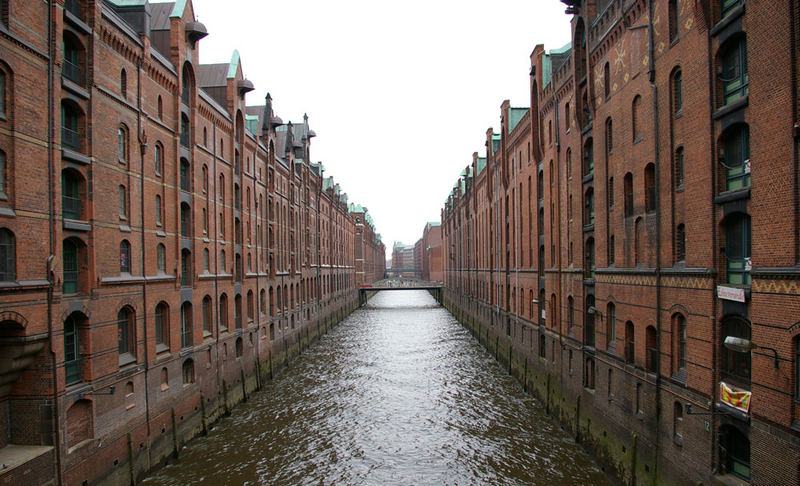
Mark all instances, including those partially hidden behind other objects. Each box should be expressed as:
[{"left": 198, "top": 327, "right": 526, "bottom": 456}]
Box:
[
  {"left": 508, "top": 107, "right": 528, "bottom": 133},
  {"left": 227, "top": 50, "right": 240, "bottom": 79},
  {"left": 543, "top": 42, "right": 571, "bottom": 88},
  {"left": 245, "top": 115, "right": 258, "bottom": 135},
  {"left": 170, "top": 0, "right": 188, "bottom": 18},
  {"left": 476, "top": 156, "right": 487, "bottom": 176}
]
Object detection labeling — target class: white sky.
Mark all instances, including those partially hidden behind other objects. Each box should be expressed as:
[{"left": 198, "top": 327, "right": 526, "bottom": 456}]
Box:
[{"left": 188, "top": 0, "right": 571, "bottom": 259}]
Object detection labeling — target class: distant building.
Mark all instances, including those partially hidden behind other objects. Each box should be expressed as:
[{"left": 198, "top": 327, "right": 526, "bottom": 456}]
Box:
[{"left": 422, "top": 222, "right": 442, "bottom": 282}]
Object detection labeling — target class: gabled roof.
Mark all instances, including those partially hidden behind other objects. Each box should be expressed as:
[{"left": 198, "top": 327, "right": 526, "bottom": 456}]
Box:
[
  {"left": 543, "top": 42, "right": 571, "bottom": 88},
  {"left": 476, "top": 156, "right": 487, "bottom": 175},
  {"left": 508, "top": 107, "right": 528, "bottom": 134},
  {"left": 197, "top": 63, "right": 228, "bottom": 88},
  {"left": 149, "top": 2, "right": 173, "bottom": 30}
]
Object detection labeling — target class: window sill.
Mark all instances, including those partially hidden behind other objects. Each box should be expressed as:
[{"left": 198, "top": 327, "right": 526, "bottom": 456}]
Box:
[
  {"left": 715, "top": 188, "right": 750, "bottom": 205},
  {"left": 710, "top": 4, "right": 746, "bottom": 37},
  {"left": 713, "top": 96, "right": 748, "bottom": 120},
  {"left": 155, "top": 343, "right": 169, "bottom": 354},
  {"left": 118, "top": 353, "right": 136, "bottom": 367}
]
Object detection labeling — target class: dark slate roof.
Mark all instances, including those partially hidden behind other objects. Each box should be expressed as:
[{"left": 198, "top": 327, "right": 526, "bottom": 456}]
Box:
[
  {"left": 246, "top": 105, "right": 264, "bottom": 132},
  {"left": 197, "top": 63, "right": 228, "bottom": 88},
  {"left": 150, "top": 2, "right": 173, "bottom": 30},
  {"left": 551, "top": 48, "right": 572, "bottom": 75}
]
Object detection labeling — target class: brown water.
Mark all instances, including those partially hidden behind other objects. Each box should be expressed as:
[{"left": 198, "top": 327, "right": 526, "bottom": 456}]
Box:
[{"left": 142, "top": 290, "right": 612, "bottom": 486}]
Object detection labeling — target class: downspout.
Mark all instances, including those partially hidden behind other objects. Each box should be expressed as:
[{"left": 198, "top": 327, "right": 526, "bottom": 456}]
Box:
[
  {"left": 136, "top": 56, "right": 153, "bottom": 466},
  {"left": 553, "top": 86, "right": 563, "bottom": 372},
  {"left": 212, "top": 120, "right": 221, "bottom": 392},
  {"left": 647, "top": 0, "right": 665, "bottom": 480},
  {"left": 46, "top": 3, "right": 62, "bottom": 484}
]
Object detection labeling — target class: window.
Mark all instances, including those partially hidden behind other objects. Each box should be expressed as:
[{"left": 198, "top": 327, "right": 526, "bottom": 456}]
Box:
[
  {"left": 605, "top": 118, "right": 613, "bottom": 154},
  {"left": 120, "top": 69, "right": 127, "bottom": 98},
  {"left": 725, "top": 213, "right": 751, "bottom": 285},
  {"left": 120, "top": 240, "right": 131, "bottom": 273},
  {"left": 63, "top": 239, "right": 79, "bottom": 293},
  {"left": 202, "top": 165, "right": 208, "bottom": 193},
  {"left": 720, "top": 37, "right": 748, "bottom": 105},
  {"left": 0, "top": 228, "right": 14, "bottom": 281},
  {"left": 180, "top": 159, "right": 191, "bottom": 191},
  {"left": 625, "top": 321, "right": 635, "bottom": 364},
  {"left": 118, "top": 125, "right": 128, "bottom": 163},
  {"left": 182, "top": 359, "right": 195, "bottom": 384},
  {"left": 568, "top": 296, "right": 575, "bottom": 334},
  {"left": 118, "top": 185, "right": 127, "bottom": 219},
  {"left": 584, "top": 358, "right": 595, "bottom": 389},
  {"left": 219, "top": 293, "right": 228, "bottom": 331},
  {"left": 220, "top": 250, "right": 226, "bottom": 273},
  {"left": 203, "top": 248, "right": 209, "bottom": 272},
  {"left": 721, "top": 124, "right": 750, "bottom": 191},
  {"left": 608, "top": 234, "right": 615, "bottom": 265},
  {"left": 644, "top": 163, "right": 656, "bottom": 212},
  {"left": 117, "top": 307, "right": 135, "bottom": 359},
  {"left": 0, "top": 70, "right": 5, "bottom": 116},
  {"left": 154, "top": 143, "right": 162, "bottom": 175},
  {"left": 672, "top": 69, "right": 682, "bottom": 115},
  {"left": 585, "top": 295, "right": 596, "bottom": 347},
  {"left": 565, "top": 102, "right": 571, "bottom": 130},
  {"left": 676, "top": 224, "right": 686, "bottom": 262},
  {"left": 721, "top": 317, "right": 751, "bottom": 384},
  {"left": 673, "top": 401, "right": 683, "bottom": 443},
  {"left": 603, "top": 62, "right": 610, "bottom": 99},
  {"left": 62, "top": 34, "right": 82, "bottom": 85},
  {"left": 646, "top": 326, "right": 657, "bottom": 373},
  {"left": 583, "top": 138, "right": 594, "bottom": 176},
  {"left": 155, "top": 302, "right": 169, "bottom": 348},
  {"left": 156, "top": 243, "right": 165, "bottom": 273},
  {"left": 181, "top": 302, "right": 192, "bottom": 348},
  {"left": 584, "top": 188, "right": 594, "bottom": 226},
  {"left": 181, "top": 249, "right": 191, "bottom": 286},
  {"left": 673, "top": 313, "right": 687, "bottom": 374},
  {"left": 64, "top": 313, "right": 82, "bottom": 384},
  {"left": 235, "top": 337, "right": 243, "bottom": 358},
  {"left": 157, "top": 96, "right": 163, "bottom": 120},
  {"left": 606, "top": 303, "right": 616, "bottom": 348},
  {"left": 180, "top": 114, "right": 190, "bottom": 147},
  {"left": 202, "top": 295, "right": 212, "bottom": 334},
  {"left": 155, "top": 195, "right": 162, "bottom": 226},
  {"left": 624, "top": 172, "right": 634, "bottom": 217},
  {"left": 62, "top": 170, "right": 82, "bottom": 220},
  {"left": 61, "top": 101, "right": 82, "bottom": 152},
  {"left": 632, "top": 95, "right": 642, "bottom": 142},
  {"left": 669, "top": 0, "right": 679, "bottom": 42},
  {"left": 720, "top": 425, "right": 750, "bottom": 480},
  {"left": 180, "top": 203, "right": 191, "bottom": 237},
  {"left": 234, "top": 294, "right": 242, "bottom": 329},
  {"left": 608, "top": 176, "right": 614, "bottom": 209},
  {"left": 674, "top": 147, "right": 685, "bottom": 188}
]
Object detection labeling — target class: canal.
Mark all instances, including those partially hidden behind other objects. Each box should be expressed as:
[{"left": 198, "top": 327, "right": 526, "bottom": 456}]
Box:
[{"left": 143, "top": 290, "right": 612, "bottom": 485}]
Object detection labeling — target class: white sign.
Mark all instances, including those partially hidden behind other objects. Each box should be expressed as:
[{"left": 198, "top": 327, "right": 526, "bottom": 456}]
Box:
[
  {"left": 717, "top": 285, "right": 746, "bottom": 303},
  {"left": 541, "top": 310, "right": 547, "bottom": 319}
]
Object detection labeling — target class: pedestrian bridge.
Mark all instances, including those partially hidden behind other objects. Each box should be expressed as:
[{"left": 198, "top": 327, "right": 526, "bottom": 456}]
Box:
[{"left": 358, "top": 283, "right": 443, "bottom": 305}]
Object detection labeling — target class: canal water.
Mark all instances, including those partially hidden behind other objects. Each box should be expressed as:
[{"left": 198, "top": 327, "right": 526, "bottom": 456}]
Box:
[{"left": 143, "top": 290, "right": 612, "bottom": 485}]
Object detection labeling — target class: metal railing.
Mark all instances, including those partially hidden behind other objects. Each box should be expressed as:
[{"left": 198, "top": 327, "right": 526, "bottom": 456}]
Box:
[
  {"left": 62, "top": 126, "right": 81, "bottom": 152},
  {"left": 62, "top": 195, "right": 81, "bottom": 220}
]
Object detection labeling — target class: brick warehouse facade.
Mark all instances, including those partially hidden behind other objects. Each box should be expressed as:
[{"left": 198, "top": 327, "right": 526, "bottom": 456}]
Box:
[
  {"left": 442, "top": 1, "right": 800, "bottom": 485},
  {"left": 0, "top": 0, "right": 385, "bottom": 485}
]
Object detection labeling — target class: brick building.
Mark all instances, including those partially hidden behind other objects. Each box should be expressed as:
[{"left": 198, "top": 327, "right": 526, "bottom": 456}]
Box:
[
  {"left": 442, "top": 1, "right": 800, "bottom": 485},
  {"left": 421, "top": 222, "right": 443, "bottom": 283},
  {"left": 0, "top": 1, "right": 384, "bottom": 484},
  {"left": 350, "top": 203, "right": 385, "bottom": 286}
]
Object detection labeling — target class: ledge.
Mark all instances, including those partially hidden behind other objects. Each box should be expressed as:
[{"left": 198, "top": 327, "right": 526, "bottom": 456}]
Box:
[
  {"left": 101, "top": 274, "right": 145, "bottom": 285},
  {"left": 714, "top": 188, "right": 750, "bottom": 205},
  {"left": 62, "top": 149, "right": 91, "bottom": 165},
  {"left": 713, "top": 96, "right": 748, "bottom": 121}
]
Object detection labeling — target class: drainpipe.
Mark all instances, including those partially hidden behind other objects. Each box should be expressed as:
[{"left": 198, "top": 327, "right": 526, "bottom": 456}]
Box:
[
  {"left": 46, "top": 2, "right": 63, "bottom": 484},
  {"left": 553, "top": 86, "right": 564, "bottom": 379},
  {"left": 136, "top": 56, "right": 153, "bottom": 471},
  {"left": 647, "top": 0, "right": 665, "bottom": 480},
  {"left": 213, "top": 120, "right": 221, "bottom": 393}
]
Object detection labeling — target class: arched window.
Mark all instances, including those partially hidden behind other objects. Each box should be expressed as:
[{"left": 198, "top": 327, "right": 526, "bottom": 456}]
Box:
[
  {"left": 154, "top": 143, "right": 162, "bottom": 175},
  {"left": 156, "top": 243, "right": 166, "bottom": 274},
  {"left": 180, "top": 114, "right": 190, "bottom": 147},
  {"left": 676, "top": 223, "right": 686, "bottom": 262},
  {"left": 672, "top": 68, "right": 683, "bottom": 115},
  {"left": 220, "top": 249, "right": 226, "bottom": 273},
  {"left": 219, "top": 293, "right": 229, "bottom": 331},
  {"left": 644, "top": 163, "right": 656, "bottom": 212},
  {"left": 606, "top": 303, "right": 616, "bottom": 349},
  {"left": 61, "top": 100, "right": 83, "bottom": 152},
  {"left": 624, "top": 172, "right": 634, "bottom": 217},
  {"left": 62, "top": 32, "right": 83, "bottom": 85},
  {"left": 117, "top": 125, "right": 128, "bottom": 163},
  {"left": 117, "top": 306, "right": 135, "bottom": 359},
  {"left": 583, "top": 138, "right": 593, "bottom": 176},
  {"left": 180, "top": 302, "right": 192, "bottom": 348},
  {"left": 180, "top": 159, "right": 191, "bottom": 191},
  {"left": 669, "top": 0, "right": 679, "bottom": 42},
  {"left": 646, "top": 325, "right": 658, "bottom": 373},
  {"left": 721, "top": 316, "right": 751, "bottom": 384},
  {"left": 157, "top": 95, "right": 163, "bottom": 120},
  {"left": 605, "top": 118, "right": 613, "bottom": 154},
  {"left": 182, "top": 359, "right": 195, "bottom": 384},
  {"left": 120, "top": 240, "right": 131, "bottom": 273},
  {"left": 632, "top": 95, "right": 642, "bottom": 142},
  {"left": 672, "top": 313, "right": 687, "bottom": 375},
  {"left": 565, "top": 102, "right": 571, "bottom": 130},
  {"left": 235, "top": 337, "right": 243, "bottom": 358},
  {"left": 155, "top": 194, "right": 162, "bottom": 226},
  {"left": 625, "top": 321, "right": 635, "bottom": 364},
  {"left": 585, "top": 237, "right": 595, "bottom": 279},
  {"left": 0, "top": 150, "right": 6, "bottom": 198},
  {"left": 724, "top": 213, "right": 751, "bottom": 285},
  {"left": 603, "top": 62, "right": 610, "bottom": 99},
  {"left": 202, "top": 165, "right": 208, "bottom": 193},
  {"left": 180, "top": 203, "right": 191, "bottom": 237},
  {"left": 719, "top": 36, "right": 748, "bottom": 106},
  {"left": 584, "top": 188, "right": 594, "bottom": 226},
  {"left": 247, "top": 290, "right": 254, "bottom": 323},
  {"left": 269, "top": 287, "right": 275, "bottom": 316},
  {"left": 155, "top": 302, "right": 169, "bottom": 348},
  {"left": 203, "top": 248, "right": 209, "bottom": 272},
  {"left": 62, "top": 238, "right": 83, "bottom": 293},
  {"left": 118, "top": 184, "right": 127, "bottom": 219},
  {"left": 674, "top": 146, "right": 685, "bottom": 188},
  {"left": 260, "top": 289, "right": 266, "bottom": 315},
  {"left": 720, "top": 124, "right": 750, "bottom": 192},
  {"left": 202, "top": 295, "right": 212, "bottom": 334},
  {"left": 120, "top": 69, "right": 127, "bottom": 98}
]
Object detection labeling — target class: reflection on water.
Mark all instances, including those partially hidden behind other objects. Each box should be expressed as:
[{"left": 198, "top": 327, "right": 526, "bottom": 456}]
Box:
[{"left": 143, "top": 290, "right": 611, "bottom": 486}]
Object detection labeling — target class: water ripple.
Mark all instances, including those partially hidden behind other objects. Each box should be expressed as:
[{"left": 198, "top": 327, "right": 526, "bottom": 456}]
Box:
[{"left": 143, "top": 290, "right": 611, "bottom": 486}]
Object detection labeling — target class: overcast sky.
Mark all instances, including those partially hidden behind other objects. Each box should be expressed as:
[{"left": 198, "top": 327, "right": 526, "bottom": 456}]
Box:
[{"left": 188, "top": 0, "right": 571, "bottom": 259}]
